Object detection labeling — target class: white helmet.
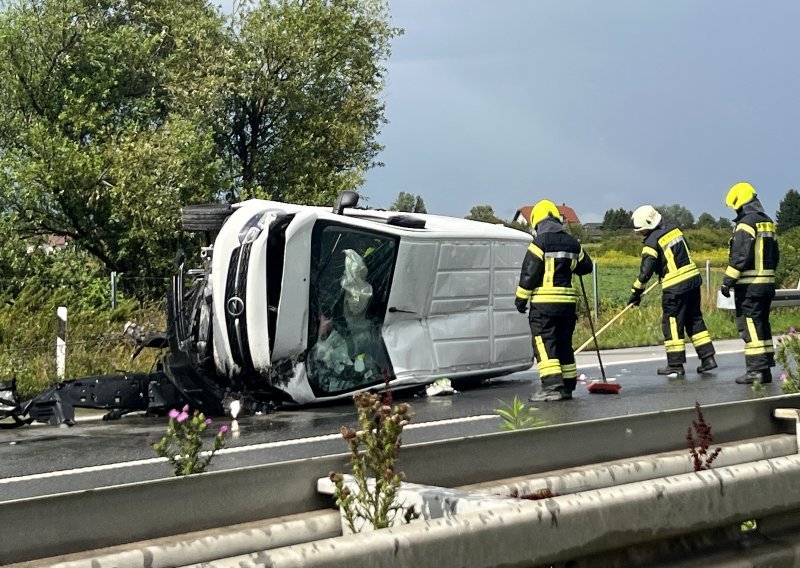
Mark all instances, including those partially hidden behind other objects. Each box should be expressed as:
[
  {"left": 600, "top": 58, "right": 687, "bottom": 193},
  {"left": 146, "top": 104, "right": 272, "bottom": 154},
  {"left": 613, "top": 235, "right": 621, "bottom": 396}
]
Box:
[{"left": 631, "top": 205, "right": 662, "bottom": 232}]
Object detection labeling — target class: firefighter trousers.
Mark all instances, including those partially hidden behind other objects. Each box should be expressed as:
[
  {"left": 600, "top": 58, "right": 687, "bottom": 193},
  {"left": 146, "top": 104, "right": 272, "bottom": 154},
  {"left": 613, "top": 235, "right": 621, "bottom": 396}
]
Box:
[
  {"left": 662, "top": 287, "right": 715, "bottom": 367},
  {"left": 528, "top": 304, "right": 578, "bottom": 392},
  {"left": 734, "top": 289, "right": 775, "bottom": 372}
]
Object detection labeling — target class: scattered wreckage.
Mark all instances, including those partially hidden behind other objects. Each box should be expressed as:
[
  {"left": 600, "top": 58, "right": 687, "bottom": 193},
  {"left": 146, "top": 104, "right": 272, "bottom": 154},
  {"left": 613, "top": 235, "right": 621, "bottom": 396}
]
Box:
[{"left": 1, "top": 192, "right": 533, "bottom": 426}]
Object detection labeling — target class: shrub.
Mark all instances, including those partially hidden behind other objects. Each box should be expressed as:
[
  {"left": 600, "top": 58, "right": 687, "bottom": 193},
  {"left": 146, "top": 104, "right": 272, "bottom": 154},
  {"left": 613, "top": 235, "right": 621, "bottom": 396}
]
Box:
[
  {"left": 776, "top": 328, "right": 800, "bottom": 394},
  {"left": 776, "top": 227, "right": 800, "bottom": 288}
]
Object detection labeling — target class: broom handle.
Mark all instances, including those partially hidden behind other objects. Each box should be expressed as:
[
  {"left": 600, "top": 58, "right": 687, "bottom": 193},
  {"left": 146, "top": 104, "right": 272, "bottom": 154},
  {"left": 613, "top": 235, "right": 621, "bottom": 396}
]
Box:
[{"left": 574, "top": 280, "right": 659, "bottom": 355}]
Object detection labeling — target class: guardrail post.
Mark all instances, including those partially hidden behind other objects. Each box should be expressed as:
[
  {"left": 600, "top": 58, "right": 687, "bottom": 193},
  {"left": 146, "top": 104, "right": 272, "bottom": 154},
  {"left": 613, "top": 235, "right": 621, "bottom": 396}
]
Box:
[
  {"left": 56, "top": 306, "right": 67, "bottom": 380},
  {"left": 705, "top": 260, "right": 711, "bottom": 295},
  {"left": 110, "top": 271, "right": 117, "bottom": 309},
  {"left": 592, "top": 260, "right": 599, "bottom": 322}
]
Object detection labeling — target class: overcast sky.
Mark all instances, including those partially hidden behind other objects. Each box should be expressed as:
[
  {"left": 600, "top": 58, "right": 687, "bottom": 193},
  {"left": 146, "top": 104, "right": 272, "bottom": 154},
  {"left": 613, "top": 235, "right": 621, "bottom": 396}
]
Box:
[{"left": 358, "top": 1, "right": 800, "bottom": 223}]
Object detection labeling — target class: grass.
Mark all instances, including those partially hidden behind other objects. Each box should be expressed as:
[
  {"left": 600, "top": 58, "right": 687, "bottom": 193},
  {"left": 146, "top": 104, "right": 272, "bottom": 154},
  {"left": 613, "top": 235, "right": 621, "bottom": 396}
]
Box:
[{"left": 574, "top": 259, "right": 800, "bottom": 351}]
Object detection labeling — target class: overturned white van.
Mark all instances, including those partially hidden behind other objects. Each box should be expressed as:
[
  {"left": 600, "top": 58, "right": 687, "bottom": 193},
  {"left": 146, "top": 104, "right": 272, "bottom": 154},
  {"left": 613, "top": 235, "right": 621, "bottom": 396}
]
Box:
[{"left": 184, "top": 191, "right": 533, "bottom": 405}]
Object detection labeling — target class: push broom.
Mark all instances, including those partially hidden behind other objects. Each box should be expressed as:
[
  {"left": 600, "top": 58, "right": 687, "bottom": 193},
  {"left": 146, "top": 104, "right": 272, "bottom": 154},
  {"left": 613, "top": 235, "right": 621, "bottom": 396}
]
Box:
[{"left": 578, "top": 274, "right": 621, "bottom": 394}]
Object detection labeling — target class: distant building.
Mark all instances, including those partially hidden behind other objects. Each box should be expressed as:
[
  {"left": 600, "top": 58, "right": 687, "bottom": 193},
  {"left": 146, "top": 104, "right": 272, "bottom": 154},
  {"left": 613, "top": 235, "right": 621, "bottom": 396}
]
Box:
[{"left": 513, "top": 203, "right": 581, "bottom": 228}]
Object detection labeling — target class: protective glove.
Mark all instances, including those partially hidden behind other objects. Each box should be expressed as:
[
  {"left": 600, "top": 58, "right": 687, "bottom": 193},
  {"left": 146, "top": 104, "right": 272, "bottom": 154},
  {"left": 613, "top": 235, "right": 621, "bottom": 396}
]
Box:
[
  {"left": 515, "top": 298, "right": 528, "bottom": 314},
  {"left": 720, "top": 284, "right": 731, "bottom": 298},
  {"left": 627, "top": 292, "right": 642, "bottom": 307}
]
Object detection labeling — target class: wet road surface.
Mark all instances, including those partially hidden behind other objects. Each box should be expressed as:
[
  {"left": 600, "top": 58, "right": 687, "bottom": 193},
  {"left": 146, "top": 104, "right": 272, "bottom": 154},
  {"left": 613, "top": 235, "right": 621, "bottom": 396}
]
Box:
[{"left": 0, "top": 339, "right": 783, "bottom": 501}]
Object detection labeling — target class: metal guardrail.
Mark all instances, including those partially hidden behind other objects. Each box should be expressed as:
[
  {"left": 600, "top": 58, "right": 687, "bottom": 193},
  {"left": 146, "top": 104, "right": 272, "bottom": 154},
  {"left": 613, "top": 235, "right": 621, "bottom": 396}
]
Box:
[
  {"left": 3, "top": 395, "right": 800, "bottom": 565},
  {"left": 717, "top": 288, "right": 800, "bottom": 309}
]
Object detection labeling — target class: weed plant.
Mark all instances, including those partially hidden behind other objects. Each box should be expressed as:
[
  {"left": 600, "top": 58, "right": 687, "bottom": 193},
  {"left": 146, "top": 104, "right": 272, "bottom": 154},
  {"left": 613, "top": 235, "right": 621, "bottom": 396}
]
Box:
[
  {"left": 687, "top": 402, "right": 721, "bottom": 471},
  {"left": 330, "top": 390, "right": 414, "bottom": 533},
  {"left": 495, "top": 396, "right": 546, "bottom": 430},
  {"left": 153, "top": 405, "right": 228, "bottom": 476}
]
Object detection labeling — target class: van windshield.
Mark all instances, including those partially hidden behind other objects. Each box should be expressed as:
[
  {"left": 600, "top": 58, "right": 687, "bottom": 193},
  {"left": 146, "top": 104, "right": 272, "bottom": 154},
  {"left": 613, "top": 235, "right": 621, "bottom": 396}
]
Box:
[{"left": 306, "top": 222, "right": 398, "bottom": 395}]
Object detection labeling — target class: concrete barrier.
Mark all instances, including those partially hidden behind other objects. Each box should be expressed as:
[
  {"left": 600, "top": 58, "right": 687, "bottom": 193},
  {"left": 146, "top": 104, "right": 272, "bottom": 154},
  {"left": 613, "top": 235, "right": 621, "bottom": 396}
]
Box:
[
  {"left": 2, "top": 395, "right": 800, "bottom": 564},
  {"left": 197, "top": 454, "right": 800, "bottom": 567}
]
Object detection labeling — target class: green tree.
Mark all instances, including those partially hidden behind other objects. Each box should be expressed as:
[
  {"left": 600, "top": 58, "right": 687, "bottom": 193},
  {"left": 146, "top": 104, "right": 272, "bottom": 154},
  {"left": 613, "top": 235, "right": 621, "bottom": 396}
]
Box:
[
  {"left": 696, "top": 212, "right": 717, "bottom": 229},
  {"left": 602, "top": 208, "right": 633, "bottom": 230},
  {"left": 776, "top": 189, "right": 800, "bottom": 234},
  {"left": 413, "top": 195, "right": 427, "bottom": 214},
  {"left": 0, "top": 0, "right": 225, "bottom": 285},
  {"left": 219, "top": 0, "right": 401, "bottom": 205},
  {"left": 389, "top": 192, "right": 416, "bottom": 212},
  {"left": 717, "top": 217, "right": 732, "bottom": 230},
  {"left": 657, "top": 204, "right": 694, "bottom": 229},
  {"left": 466, "top": 205, "right": 503, "bottom": 224}
]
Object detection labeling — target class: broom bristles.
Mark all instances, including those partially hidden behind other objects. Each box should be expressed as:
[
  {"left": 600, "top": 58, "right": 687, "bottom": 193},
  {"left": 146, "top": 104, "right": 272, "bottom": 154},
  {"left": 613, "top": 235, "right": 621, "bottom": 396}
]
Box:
[{"left": 587, "top": 382, "right": 622, "bottom": 394}]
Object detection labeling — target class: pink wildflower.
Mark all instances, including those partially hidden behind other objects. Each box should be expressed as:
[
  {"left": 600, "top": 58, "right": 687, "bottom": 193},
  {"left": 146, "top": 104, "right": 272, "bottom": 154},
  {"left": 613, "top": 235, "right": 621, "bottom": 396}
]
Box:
[
  {"left": 168, "top": 409, "right": 179, "bottom": 419},
  {"left": 205, "top": 418, "right": 213, "bottom": 426},
  {"left": 781, "top": 372, "right": 788, "bottom": 382},
  {"left": 176, "top": 411, "right": 189, "bottom": 423},
  {"left": 219, "top": 425, "right": 229, "bottom": 434},
  {"left": 790, "top": 327, "right": 797, "bottom": 334},
  {"left": 182, "top": 404, "right": 190, "bottom": 412}
]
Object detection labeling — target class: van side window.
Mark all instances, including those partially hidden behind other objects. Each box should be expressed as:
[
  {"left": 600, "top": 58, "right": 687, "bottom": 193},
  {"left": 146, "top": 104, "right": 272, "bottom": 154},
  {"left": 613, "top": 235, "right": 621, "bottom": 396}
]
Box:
[{"left": 307, "top": 223, "right": 398, "bottom": 395}]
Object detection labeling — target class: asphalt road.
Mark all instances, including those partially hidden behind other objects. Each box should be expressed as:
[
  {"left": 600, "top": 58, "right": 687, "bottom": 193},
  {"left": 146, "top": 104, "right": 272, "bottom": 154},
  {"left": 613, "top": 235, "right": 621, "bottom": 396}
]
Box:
[{"left": 0, "top": 338, "right": 783, "bottom": 502}]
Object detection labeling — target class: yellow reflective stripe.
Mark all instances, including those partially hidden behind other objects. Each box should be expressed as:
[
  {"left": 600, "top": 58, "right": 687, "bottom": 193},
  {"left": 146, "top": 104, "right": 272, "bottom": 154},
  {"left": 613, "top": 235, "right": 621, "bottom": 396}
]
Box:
[
  {"left": 691, "top": 331, "right": 712, "bottom": 346},
  {"left": 738, "top": 276, "right": 776, "bottom": 285},
  {"left": 516, "top": 286, "right": 532, "bottom": 299},
  {"left": 746, "top": 318, "right": 760, "bottom": 343},
  {"left": 741, "top": 269, "right": 775, "bottom": 277},
  {"left": 725, "top": 266, "right": 741, "bottom": 279},
  {"left": 562, "top": 363, "right": 577, "bottom": 379},
  {"left": 657, "top": 229, "right": 683, "bottom": 248},
  {"left": 665, "top": 340, "right": 685, "bottom": 352},
  {"left": 544, "top": 257, "right": 555, "bottom": 287},
  {"left": 530, "top": 296, "right": 578, "bottom": 304},
  {"left": 632, "top": 280, "right": 646, "bottom": 291},
  {"left": 662, "top": 264, "right": 700, "bottom": 288},
  {"left": 528, "top": 243, "right": 544, "bottom": 259},
  {"left": 531, "top": 287, "right": 577, "bottom": 295},
  {"left": 735, "top": 223, "right": 756, "bottom": 237},
  {"left": 578, "top": 250, "right": 585, "bottom": 262},
  {"left": 642, "top": 246, "right": 658, "bottom": 258},
  {"left": 745, "top": 344, "right": 768, "bottom": 355},
  {"left": 670, "top": 317, "right": 680, "bottom": 342},
  {"left": 756, "top": 222, "right": 776, "bottom": 234},
  {"left": 535, "top": 335, "right": 561, "bottom": 377}
]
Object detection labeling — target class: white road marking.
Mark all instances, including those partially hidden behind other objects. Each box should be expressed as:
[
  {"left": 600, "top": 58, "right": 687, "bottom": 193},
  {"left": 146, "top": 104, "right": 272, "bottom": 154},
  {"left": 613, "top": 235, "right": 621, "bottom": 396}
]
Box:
[
  {"left": 577, "top": 348, "right": 744, "bottom": 369},
  {"left": 0, "top": 414, "right": 498, "bottom": 484}
]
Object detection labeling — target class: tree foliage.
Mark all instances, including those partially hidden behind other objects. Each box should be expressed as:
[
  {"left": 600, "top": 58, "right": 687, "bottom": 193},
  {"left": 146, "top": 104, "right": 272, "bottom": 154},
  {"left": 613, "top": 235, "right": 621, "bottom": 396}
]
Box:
[
  {"left": 696, "top": 212, "right": 717, "bottom": 229},
  {"left": 466, "top": 205, "right": 503, "bottom": 224},
  {"left": 602, "top": 208, "right": 633, "bottom": 231},
  {"left": 776, "top": 189, "right": 800, "bottom": 234},
  {"left": 389, "top": 191, "right": 426, "bottom": 213},
  {"left": 0, "top": 0, "right": 400, "bottom": 291},
  {"left": 221, "top": 0, "right": 400, "bottom": 204},
  {"left": 0, "top": 0, "right": 226, "bottom": 283},
  {"left": 657, "top": 204, "right": 694, "bottom": 229}
]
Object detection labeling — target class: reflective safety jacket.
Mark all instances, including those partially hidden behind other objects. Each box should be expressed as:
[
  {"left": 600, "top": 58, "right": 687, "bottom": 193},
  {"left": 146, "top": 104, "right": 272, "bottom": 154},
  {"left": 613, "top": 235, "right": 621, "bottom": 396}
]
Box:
[
  {"left": 516, "top": 218, "right": 593, "bottom": 306},
  {"left": 631, "top": 223, "right": 701, "bottom": 297},
  {"left": 722, "top": 198, "right": 779, "bottom": 296}
]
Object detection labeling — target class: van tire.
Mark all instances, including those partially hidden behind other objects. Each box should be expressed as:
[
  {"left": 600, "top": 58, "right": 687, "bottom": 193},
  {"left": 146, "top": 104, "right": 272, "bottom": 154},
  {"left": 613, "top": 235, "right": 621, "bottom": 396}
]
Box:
[{"left": 181, "top": 204, "right": 233, "bottom": 232}]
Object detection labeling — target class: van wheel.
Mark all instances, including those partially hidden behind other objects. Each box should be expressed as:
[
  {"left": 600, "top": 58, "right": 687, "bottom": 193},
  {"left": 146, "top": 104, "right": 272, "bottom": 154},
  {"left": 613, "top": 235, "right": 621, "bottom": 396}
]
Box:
[{"left": 181, "top": 204, "right": 233, "bottom": 232}]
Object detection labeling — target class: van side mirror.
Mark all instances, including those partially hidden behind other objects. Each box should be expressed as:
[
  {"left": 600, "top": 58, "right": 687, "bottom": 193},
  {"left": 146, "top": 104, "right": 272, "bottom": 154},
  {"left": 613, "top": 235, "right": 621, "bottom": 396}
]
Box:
[{"left": 332, "top": 191, "right": 360, "bottom": 215}]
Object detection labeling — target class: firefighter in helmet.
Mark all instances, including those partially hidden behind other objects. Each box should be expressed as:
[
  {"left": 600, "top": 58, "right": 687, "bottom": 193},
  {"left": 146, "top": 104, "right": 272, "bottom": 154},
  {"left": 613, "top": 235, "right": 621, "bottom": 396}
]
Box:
[
  {"left": 628, "top": 205, "right": 717, "bottom": 376},
  {"left": 721, "top": 182, "right": 780, "bottom": 384},
  {"left": 515, "top": 199, "right": 593, "bottom": 401}
]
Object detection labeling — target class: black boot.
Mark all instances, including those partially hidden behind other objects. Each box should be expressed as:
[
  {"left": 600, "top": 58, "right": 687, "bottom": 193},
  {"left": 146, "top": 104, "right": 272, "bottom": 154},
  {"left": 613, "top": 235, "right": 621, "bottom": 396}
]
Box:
[
  {"left": 657, "top": 364, "right": 685, "bottom": 376},
  {"left": 736, "top": 370, "right": 771, "bottom": 384},
  {"left": 696, "top": 355, "right": 718, "bottom": 374}
]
